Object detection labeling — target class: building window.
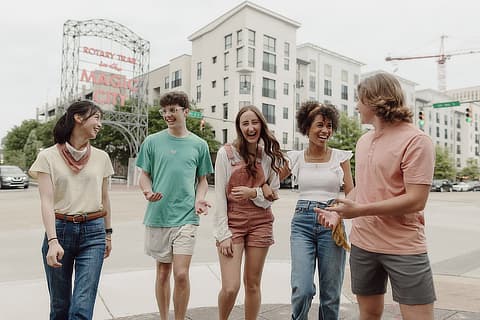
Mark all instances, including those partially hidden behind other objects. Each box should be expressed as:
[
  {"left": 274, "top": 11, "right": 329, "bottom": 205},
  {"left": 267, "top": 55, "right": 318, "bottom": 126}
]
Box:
[
  {"left": 342, "top": 104, "right": 348, "bottom": 114},
  {"left": 237, "top": 29, "right": 243, "bottom": 45},
  {"left": 225, "top": 34, "right": 232, "bottom": 50},
  {"left": 354, "top": 88, "right": 358, "bottom": 102},
  {"left": 164, "top": 76, "right": 169, "bottom": 89},
  {"left": 436, "top": 113, "right": 440, "bottom": 124},
  {"left": 324, "top": 79, "right": 332, "bottom": 96},
  {"left": 284, "top": 58, "right": 289, "bottom": 70},
  {"left": 444, "top": 114, "right": 448, "bottom": 125},
  {"left": 171, "top": 70, "right": 182, "bottom": 88},
  {"left": 224, "top": 77, "right": 229, "bottom": 96},
  {"left": 284, "top": 42, "right": 290, "bottom": 57},
  {"left": 236, "top": 46, "right": 244, "bottom": 67},
  {"left": 239, "top": 75, "right": 251, "bottom": 94},
  {"left": 309, "top": 76, "right": 316, "bottom": 91},
  {"left": 262, "top": 103, "right": 276, "bottom": 124},
  {"left": 196, "top": 62, "right": 202, "bottom": 80},
  {"left": 283, "top": 83, "right": 289, "bottom": 95},
  {"left": 212, "top": 80, "right": 216, "bottom": 88},
  {"left": 239, "top": 101, "right": 251, "bottom": 108},
  {"left": 341, "top": 70, "right": 348, "bottom": 82},
  {"left": 212, "top": 56, "right": 217, "bottom": 64},
  {"left": 341, "top": 85, "right": 348, "bottom": 100},
  {"left": 444, "top": 128, "right": 448, "bottom": 139},
  {"left": 263, "top": 35, "right": 276, "bottom": 52},
  {"left": 196, "top": 85, "right": 201, "bottom": 103},
  {"left": 324, "top": 64, "right": 332, "bottom": 77},
  {"left": 248, "top": 29, "right": 255, "bottom": 46},
  {"left": 283, "top": 107, "right": 288, "bottom": 119},
  {"left": 282, "top": 132, "right": 288, "bottom": 145},
  {"left": 223, "top": 103, "right": 228, "bottom": 120},
  {"left": 456, "top": 145, "right": 461, "bottom": 155},
  {"left": 436, "top": 126, "right": 440, "bottom": 138},
  {"left": 222, "top": 129, "right": 228, "bottom": 144},
  {"left": 224, "top": 52, "right": 229, "bottom": 71},
  {"left": 262, "top": 78, "right": 276, "bottom": 99},
  {"left": 456, "top": 118, "right": 461, "bottom": 128},
  {"left": 354, "top": 74, "right": 359, "bottom": 85},
  {"left": 248, "top": 47, "right": 255, "bottom": 67},
  {"left": 457, "top": 131, "right": 461, "bottom": 142},
  {"left": 262, "top": 52, "right": 276, "bottom": 73},
  {"left": 211, "top": 105, "right": 216, "bottom": 113}
]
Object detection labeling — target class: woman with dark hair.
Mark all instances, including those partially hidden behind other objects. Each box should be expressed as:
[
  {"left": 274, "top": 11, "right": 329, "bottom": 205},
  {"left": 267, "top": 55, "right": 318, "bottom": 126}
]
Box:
[
  {"left": 214, "top": 105, "right": 287, "bottom": 320},
  {"left": 29, "top": 100, "right": 114, "bottom": 320},
  {"left": 288, "top": 101, "right": 354, "bottom": 320}
]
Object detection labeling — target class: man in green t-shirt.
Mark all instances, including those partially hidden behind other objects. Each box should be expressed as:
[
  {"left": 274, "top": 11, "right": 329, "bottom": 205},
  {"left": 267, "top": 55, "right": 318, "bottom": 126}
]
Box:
[{"left": 136, "top": 91, "right": 214, "bottom": 320}]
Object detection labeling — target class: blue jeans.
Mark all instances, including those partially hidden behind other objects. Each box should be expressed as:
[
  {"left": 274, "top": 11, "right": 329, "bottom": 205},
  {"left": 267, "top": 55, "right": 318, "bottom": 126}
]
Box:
[
  {"left": 42, "top": 218, "right": 106, "bottom": 320},
  {"left": 290, "top": 200, "right": 346, "bottom": 320}
]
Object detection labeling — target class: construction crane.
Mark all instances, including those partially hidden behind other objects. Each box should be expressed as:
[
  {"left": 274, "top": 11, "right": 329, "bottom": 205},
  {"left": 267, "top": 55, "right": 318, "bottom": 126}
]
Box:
[{"left": 386, "top": 35, "right": 480, "bottom": 92}]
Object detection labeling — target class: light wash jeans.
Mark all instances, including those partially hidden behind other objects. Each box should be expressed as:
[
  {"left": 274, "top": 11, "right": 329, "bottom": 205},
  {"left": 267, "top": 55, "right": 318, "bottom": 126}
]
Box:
[
  {"left": 42, "top": 218, "right": 106, "bottom": 320},
  {"left": 290, "top": 200, "right": 346, "bottom": 320}
]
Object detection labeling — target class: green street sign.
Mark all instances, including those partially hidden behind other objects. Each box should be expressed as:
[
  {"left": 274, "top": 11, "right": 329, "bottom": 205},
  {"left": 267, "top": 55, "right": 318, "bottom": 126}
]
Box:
[
  {"left": 188, "top": 111, "right": 203, "bottom": 119},
  {"left": 432, "top": 101, "right": 460, "bottom": 108}
]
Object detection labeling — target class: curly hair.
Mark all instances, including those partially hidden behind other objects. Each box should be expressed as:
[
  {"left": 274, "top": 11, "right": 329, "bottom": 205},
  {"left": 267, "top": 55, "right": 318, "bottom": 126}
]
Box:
[
  {"left": 234, "top": 106, "right": 287, "bottom": 178},
  {"left": 296, "top": 101, "right": 339, "bottom": 136},
  {"left": 160, "top": 91, "right": 190, "bottom": 109},
  {"left": 357, "top": 73, "right": 413, "bottom": 123}
]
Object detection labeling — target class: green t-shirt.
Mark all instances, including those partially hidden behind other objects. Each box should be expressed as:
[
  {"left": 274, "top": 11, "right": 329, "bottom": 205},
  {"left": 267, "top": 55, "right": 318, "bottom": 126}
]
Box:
[{"left": 136, "top": 130, "right": 214, "bottom": 227}]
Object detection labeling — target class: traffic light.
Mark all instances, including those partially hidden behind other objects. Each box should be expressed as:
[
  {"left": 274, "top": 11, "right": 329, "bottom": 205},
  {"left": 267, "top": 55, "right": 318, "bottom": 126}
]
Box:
[
  {"left": 200, "top": 119, "right": 205, "bottom": 131},
  {"left": 418, "top": 111, "right": 425, "bottom": 128},
  {"left": 466, "top": 108, "right": 472, "bottom": 123}
]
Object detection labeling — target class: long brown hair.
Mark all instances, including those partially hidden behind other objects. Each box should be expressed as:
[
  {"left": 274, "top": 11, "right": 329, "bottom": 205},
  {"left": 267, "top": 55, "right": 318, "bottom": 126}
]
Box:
[{"left": 233, "top": 106, "right": 287, "bottom": 178}]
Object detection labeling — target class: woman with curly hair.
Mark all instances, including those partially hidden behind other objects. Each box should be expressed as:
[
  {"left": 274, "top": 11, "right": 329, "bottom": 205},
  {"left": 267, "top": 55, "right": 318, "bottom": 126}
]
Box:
[
  {"left": 288, "top": 101, "right": 354, "bottom": 320},
  {"left": 214, "top": 105, "right": 287, "bottom": 320},
  {"left": 317, "top": 73, "right": 436, "bottom": 320}
]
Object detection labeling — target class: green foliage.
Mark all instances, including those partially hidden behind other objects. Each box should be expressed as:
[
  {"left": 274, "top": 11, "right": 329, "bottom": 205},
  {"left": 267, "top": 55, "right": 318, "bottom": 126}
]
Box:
[
  {"left": 434, "top": 146, "right": 456, "bottom": 180},
  {"left": 3, "top": 149, "right": 26, "bottom": 169},
  {"left": 23, "top": 129, "right": 43, "bottom": 169},
  {"left": 91, "top": 124, "right": 130, "bottom": 166},
  {"left": 3, "top": 120, "right": 39, "bottom": 151},
  {"left": 458, "top": 158, "right": 479, "bottom": 180},
  {"left": 329, "top": 113, "right": 365, "bottom": 178}
]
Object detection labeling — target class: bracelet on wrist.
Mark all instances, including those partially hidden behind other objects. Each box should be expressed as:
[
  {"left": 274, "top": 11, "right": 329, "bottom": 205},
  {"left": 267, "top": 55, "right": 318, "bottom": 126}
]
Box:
[
  {"left": 47, "top": 237, "right": 58, "bottom": 243},
  {"left": 105, "top": 228, "right": 113, "bottom": 235}
]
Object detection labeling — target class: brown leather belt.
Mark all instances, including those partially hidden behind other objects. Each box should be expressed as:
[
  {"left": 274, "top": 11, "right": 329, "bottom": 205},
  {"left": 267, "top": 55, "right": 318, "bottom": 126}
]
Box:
[{"left": 55, "top": 211, "right": 106, "bottom": 223}]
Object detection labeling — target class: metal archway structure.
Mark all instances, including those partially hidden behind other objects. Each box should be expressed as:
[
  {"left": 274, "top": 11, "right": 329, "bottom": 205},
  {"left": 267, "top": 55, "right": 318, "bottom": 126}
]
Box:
[{"left": 59, "top": 19, "right": 150, "bottom": 157}]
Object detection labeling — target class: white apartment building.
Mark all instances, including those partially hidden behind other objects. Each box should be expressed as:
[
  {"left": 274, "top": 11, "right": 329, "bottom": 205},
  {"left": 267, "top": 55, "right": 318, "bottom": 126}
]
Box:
[
  {"left": 187, "top": 1, "right": 300, "bottom": 149},
  {"left": 416, "top": 89, "right": 480, "bottom": 169},
  {"left": 294, "top": 43, "right": 364, "bottom": 150},
  {"left": 447, "top": 86, "right": 480, "bottom": 103},
  {"left": 146, "top": 54, "right": 192, "bottom": 106}
]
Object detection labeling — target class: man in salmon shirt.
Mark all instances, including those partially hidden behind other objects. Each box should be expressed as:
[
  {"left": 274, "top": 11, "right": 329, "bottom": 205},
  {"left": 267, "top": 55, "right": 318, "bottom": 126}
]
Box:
[{"left": 316, "top": 72, "right": 436, "bottom": 320}]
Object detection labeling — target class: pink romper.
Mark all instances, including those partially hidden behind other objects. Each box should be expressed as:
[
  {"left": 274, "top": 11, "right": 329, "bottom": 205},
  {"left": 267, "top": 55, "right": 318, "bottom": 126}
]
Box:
[{"left": 224, "top": 144, "right": 274, "bottom": 247}]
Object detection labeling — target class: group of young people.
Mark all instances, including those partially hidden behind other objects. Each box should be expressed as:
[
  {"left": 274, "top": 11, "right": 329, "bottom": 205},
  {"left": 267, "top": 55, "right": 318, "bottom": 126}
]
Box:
[{"left": 31, "top": 72, "right": 436, "bottom": 320}]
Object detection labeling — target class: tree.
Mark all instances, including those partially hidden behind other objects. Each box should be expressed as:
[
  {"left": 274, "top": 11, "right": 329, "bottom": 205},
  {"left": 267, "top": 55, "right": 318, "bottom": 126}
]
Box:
[
  {"left": 3, "top": 149, "right": 26, "bottom": 169},
  {"left": 434, "top": 146, "right": 456, "bottom": 180},
  {"left": 23, "top": 129, "right": 43, "bottom": 169},
  {"left": 458, "top": 158, "right": 479, "bottom": 180},
  {"left": 328, "top": 112, "right": 365, "bottom": 178},
  {"left": 3, "top": 120, "right": 39, "bottom": 151}
]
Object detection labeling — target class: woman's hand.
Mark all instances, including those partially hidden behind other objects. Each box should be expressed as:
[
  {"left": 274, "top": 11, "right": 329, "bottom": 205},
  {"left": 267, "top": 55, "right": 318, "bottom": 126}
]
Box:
[
  {"left": 231, "top": 186, "right": 256, "bottom": 200},
  {"left": 104, "top": 238, "right": 112, "bottom": 258},
  {"left": 218, "top": 238, "right": 233, "bottom": 257},
  {"left": 46, "top": 240, "right": 64, "bottom": 268},
  {"left": 262, "top": 183, "right": 279, "bottom": 201},
  {"left": 314, "top": 207, "right": 340, "bottom": 230}
]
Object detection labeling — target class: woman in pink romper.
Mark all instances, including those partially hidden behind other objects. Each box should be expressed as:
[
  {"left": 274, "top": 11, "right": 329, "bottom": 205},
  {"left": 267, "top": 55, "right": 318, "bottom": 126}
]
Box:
[{"left": 214, "top": 105, "right": 287, "bottom": 320}]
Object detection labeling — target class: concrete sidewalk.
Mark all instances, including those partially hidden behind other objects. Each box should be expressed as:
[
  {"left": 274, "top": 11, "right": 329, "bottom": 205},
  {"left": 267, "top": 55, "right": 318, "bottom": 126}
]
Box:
[{"left": 1, "top": 261, "right": 480, "bottom": 319}]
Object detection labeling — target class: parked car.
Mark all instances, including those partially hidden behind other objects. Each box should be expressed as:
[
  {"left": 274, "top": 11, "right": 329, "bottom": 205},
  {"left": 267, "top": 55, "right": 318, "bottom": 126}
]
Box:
[
  {"left": 0, "top": 165, "right": 29, "bottom": 189},
  {"left": 430, "top": 179, "right": 453, "bottom": 192},
  {"left": 452, "top": 182, "right": 470, "bottom": 192},
  {"left": 466, "top": 181, "right": 480, "bottom": 192}
]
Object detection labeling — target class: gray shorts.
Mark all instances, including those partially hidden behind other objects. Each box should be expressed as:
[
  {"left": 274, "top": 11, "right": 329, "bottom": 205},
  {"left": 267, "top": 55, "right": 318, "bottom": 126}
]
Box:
[
  {"left": 349, "top": 245, "right": 436, "bottom": 305},
  {"left": 144, "top": 224, "right": 198, "bottom": 263}
]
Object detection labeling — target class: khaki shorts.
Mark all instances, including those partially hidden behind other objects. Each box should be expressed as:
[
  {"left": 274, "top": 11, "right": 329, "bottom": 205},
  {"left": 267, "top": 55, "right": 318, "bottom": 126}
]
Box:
[{"left": 144, "top": 224, "right": 198, "bottom": 263}]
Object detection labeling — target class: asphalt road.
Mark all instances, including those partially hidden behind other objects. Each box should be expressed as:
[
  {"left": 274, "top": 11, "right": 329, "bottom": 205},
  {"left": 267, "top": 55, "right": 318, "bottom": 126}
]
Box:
[{"left": 1, "top": 185, "right": 480, "bottom": 282}]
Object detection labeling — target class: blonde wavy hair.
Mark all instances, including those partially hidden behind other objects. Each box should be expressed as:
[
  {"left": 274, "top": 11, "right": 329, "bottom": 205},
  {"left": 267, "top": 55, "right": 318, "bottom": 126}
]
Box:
[{"left": 357, "top": 73, "right": 413, "bottom": 123}]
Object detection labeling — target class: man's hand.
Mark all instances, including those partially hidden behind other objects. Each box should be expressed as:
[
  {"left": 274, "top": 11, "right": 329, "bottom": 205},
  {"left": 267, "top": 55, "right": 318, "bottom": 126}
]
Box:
[
  {"left": 218, "top": 238, "right": 233, "bottom": 257},
  {"left": 321, "top": 198, "right": 362, "bottom": 219},
  {"left": 262, "top": 183, "right": 279, "bottom": 201},
  {"left": 143, "top": 190, "right": 163, "bottom": 202},
  {"left": 195, "top": 199, "right": 211, "bottom": 215},
  {"left": 314, "top": 207, "right": 340, "bottom": 229},
  {"left": 46, "top": 240, "right": 64, "bottom": 268},
  {"left": 231, "top": 186, "right": 256, "bottom": 200}
]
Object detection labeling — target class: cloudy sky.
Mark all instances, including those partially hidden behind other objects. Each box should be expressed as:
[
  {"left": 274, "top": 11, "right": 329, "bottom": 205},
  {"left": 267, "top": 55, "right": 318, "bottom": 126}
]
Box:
[{"left": 1, "top": 0, "right": 479, "bottom": 141}]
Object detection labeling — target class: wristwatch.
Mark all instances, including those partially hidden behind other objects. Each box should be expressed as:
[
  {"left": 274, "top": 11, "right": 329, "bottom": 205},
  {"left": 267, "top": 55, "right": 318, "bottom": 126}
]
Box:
[{"left": 105, "top": 228, "right": 113, "bottom": 235}]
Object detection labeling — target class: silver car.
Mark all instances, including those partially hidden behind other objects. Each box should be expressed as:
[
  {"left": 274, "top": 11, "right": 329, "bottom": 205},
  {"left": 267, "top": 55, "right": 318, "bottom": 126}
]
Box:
[{"left": 0, "top": 165, "right": 29, "bottom": 189}]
